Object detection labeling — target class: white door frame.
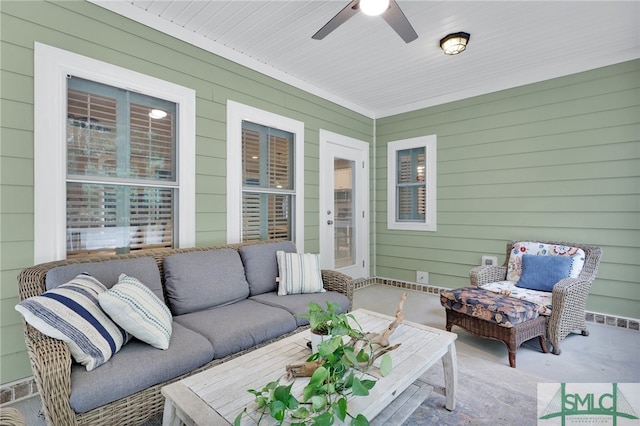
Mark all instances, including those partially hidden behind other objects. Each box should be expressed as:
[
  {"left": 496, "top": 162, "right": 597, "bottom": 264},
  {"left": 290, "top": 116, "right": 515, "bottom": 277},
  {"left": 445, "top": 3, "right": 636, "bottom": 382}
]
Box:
[{"left": 319, "top": 130, "right": 369, "bottom": 278}]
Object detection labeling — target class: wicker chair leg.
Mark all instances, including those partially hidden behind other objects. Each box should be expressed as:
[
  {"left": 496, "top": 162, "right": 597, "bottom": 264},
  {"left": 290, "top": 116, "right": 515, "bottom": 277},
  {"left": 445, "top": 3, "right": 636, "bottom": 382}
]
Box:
[{"left": 538, "top": 336, "right": 549, "bottom": 354}]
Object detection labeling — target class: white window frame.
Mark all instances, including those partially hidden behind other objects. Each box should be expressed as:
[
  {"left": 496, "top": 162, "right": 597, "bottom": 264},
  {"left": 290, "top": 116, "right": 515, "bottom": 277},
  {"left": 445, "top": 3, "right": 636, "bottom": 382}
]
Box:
[
  {"left": 34, "top": 43, "right": 196, "bottom": 263},
  {"left": 387, "top": 135, "right": 437, "bottom": 231},
  {"left": 226, "top": 100, "right": 304, "bottom": 251}
]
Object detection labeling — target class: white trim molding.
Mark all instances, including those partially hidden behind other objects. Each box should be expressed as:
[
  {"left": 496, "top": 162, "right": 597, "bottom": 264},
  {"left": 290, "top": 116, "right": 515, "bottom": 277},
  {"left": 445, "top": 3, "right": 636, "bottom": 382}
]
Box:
[
  {"left": 33, "top": 43, "right": 196, "bottom": 263},
  {"left": 319, "top": 129, "right": 370, "bottom": 278},
  {"left": 226, "top": 100, "right": 305, "bottom": 251},
  {"left": 387, "top": 134, "right": 437, "bottom": 232}
]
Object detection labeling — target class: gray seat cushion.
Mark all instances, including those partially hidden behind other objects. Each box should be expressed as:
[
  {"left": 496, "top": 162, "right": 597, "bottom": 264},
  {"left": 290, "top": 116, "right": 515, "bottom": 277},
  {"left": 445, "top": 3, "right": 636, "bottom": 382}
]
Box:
[
  {"left": 45, "top": 256, "right": 164, "bottom": 301},
  {"left": 250, "top": 291, "right": 350, "bottom": 326},
  {"left": 173, "top": 300, "right": 297, "bottom": 359},
  {"left": 238, "top": 241, "right": 296, "bottom": 296},
  {"left": 164, "top": 249, "right": 251, "bottom": 315},
  {"left": 69, "top": 322, "right": 213, "bottom": 413}
]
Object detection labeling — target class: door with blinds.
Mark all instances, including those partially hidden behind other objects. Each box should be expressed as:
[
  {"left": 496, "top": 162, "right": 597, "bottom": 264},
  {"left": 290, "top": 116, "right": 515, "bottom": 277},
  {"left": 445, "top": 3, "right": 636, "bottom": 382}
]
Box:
[{"left": 319, "top": 131, "right": 369, "bottom": 279}]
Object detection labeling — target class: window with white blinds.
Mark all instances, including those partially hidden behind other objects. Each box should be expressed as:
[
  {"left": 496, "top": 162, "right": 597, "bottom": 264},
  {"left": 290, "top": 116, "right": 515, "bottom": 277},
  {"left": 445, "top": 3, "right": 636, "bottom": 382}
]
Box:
[
  {"left": 387, "top": 135, "right": 437, "bottom": 231},
  {"left": 396, "top": 147, "right": 426, "bottom": 221},
  {"left": 241, "top": 121, "right": 294, "bottom": 241},
  {"left": 66, "top": 76, "right": 177, "bottom": 255}
]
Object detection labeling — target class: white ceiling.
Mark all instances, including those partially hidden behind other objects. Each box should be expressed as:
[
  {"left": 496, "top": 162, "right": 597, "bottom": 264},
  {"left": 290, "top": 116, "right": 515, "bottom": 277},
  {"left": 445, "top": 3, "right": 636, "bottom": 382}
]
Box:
[{"left": 92, "top": 1, "right": 640, "bottom": 118}]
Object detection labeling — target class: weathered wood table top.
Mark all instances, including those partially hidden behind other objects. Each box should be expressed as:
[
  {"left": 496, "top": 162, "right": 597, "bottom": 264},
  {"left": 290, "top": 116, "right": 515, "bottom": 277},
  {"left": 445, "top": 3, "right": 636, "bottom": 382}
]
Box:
[{"left": 162, "top": 309, "right": 457, "bottom": 425}]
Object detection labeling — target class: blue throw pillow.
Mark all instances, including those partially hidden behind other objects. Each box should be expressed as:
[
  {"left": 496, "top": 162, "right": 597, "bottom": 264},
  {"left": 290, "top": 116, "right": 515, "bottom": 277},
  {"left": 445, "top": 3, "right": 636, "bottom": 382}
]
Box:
[{"left": 517, "top": 254, "right": 573, "bottom": 292}]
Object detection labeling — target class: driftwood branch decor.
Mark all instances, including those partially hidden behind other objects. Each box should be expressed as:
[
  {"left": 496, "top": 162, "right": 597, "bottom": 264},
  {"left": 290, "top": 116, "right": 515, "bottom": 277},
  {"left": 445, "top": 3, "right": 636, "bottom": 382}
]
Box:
[{"left": 286, "top": 293, "right": 407, "bottom": 379}]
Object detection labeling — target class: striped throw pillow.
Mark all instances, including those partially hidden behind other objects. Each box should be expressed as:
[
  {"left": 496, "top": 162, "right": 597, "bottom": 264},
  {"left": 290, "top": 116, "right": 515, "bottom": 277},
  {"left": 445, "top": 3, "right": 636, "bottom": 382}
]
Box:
[
  {"left": 99, "top": 274, "right": 173, "bottom": 350},
  {"left": 276, "top": 251, "right": 325, "bottom": 295},
  {"left": 15, "top": 274, "right": 129, "bottom": 371}
]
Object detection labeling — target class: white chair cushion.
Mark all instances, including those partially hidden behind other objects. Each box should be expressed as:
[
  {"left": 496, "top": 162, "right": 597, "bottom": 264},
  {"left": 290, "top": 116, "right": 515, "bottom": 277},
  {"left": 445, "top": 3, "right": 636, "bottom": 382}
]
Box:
[{"left": 480, "top": 281, "right": 553, "bottom": 316}]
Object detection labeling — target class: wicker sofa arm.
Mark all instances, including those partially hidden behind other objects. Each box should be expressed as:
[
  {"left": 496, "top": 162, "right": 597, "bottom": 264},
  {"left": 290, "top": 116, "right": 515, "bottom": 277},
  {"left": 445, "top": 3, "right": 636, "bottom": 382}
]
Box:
[
  {"left": 469, "top": 265, "right": 507, "bottom": 287},
  {"left": 17, "top": 260, "right": 78, "bottom": 424},
  {"left": 321, "top": 269, "right": 355, "bottom": 310},
  {"left": 23, "top": 324, "right": 77, "bottom": 426}
]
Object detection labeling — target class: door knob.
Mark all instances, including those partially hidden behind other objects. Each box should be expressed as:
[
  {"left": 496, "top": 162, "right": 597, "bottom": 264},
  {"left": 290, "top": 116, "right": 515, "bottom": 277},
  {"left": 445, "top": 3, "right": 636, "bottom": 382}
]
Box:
[{"left": 327, "top": 220, "right": 334, "bottom": 225}]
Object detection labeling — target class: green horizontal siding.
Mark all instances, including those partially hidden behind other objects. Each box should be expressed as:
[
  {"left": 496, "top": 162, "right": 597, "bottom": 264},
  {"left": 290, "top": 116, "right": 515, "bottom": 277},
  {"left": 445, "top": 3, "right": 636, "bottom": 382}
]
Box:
[
  {"left": 0, "top": 0, "right": 371, "bottom": 384},
  {"left": 376, "top": 59, "right": 640, "bottom": 319}
]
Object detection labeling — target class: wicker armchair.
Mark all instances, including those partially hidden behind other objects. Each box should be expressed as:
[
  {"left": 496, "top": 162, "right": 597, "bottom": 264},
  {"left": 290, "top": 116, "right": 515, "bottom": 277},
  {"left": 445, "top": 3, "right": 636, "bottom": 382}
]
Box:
[{"left": 470, "top": 240, "right": 602, "bottom": 355}]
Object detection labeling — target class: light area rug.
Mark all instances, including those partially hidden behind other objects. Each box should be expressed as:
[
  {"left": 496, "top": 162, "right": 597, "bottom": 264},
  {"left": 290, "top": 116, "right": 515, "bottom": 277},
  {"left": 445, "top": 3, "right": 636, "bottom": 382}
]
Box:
[{"left": 403, "top": 339, "right": 552, "bottom": 426}]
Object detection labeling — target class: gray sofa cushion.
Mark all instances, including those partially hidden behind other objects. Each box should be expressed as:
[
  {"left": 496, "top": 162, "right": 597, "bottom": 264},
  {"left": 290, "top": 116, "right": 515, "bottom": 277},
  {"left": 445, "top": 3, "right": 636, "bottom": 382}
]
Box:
[
  {"left": 69, "top": 322, "right": 213, "bottom": 413},
  {"left": 164, "top": 249, "right": 250, "bottom": 315},
  {"left": 238, "top": 241, "right": 296, "bottom": 296},
  {"left": 250, "top": 292, "right": 350, "bottom": 326},
  {"left": 45, "top": 256, "right": 164, "bottom": 301},
  {"left": 173, "top": 300, "right": 297, "bottom": 359}
]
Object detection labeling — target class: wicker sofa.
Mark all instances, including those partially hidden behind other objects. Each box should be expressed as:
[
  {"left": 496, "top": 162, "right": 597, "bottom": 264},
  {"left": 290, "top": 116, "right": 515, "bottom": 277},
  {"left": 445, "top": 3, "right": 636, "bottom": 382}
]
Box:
[
  {"left": 16, "top": 240, "right": 354, "bottom": 426},
  {"left": 468, "top": 240, "right": 602, "bottom": 355}
]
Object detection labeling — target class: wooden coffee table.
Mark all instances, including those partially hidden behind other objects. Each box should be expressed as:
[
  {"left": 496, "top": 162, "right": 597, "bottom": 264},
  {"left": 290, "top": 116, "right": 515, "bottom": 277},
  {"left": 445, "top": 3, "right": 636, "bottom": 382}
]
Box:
[{"left": 161, "top": 309, "right": 457, "bottom": 425}]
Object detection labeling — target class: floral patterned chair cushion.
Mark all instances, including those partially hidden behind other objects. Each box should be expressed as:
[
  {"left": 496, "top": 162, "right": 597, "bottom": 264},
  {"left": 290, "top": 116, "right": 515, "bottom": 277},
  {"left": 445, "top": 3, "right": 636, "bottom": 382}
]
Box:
[
  {"left": 440, "top": 286, "right": 539, "bottom": 328},
  {"left": 506, "top": 241, "right": 585, "bottom": 283},
  {"left": 479, "top": 281, "right": 553, "bottom": 315}
]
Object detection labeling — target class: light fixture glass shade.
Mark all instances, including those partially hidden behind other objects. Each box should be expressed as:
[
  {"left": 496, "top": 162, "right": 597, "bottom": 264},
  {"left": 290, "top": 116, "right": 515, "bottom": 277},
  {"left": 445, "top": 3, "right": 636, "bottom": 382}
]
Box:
[
  {"left": 440, "top": 32, "right": 470, "bottom": 55},
  {"left": 360, "top": 0, "right": 390, "bottom": 16},
  {"left": 149, "top": 109, "right": 167, "bottom": 119}
]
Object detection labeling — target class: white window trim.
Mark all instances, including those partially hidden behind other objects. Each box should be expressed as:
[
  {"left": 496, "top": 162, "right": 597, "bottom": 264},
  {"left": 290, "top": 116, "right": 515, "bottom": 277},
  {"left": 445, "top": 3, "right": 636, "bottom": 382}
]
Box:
[
  {"left": 387, "top": 135, "right": 437, "bottom": 231},
  {"left": 226, "top": 100, "right": 304, "bottom": 251},
  {"left": 34, "top": 43, "right": 196, "bottom": 264}
]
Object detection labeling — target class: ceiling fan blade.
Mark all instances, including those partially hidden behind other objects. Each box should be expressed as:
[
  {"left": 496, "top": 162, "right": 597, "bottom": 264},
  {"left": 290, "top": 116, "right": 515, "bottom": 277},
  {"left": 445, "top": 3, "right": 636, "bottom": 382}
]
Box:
[
  {"left": 382, "top": 0, "right": 418, "bottom": 43},
  {"left": 312, "top": 0, "right": 360, "bottom": 40}
]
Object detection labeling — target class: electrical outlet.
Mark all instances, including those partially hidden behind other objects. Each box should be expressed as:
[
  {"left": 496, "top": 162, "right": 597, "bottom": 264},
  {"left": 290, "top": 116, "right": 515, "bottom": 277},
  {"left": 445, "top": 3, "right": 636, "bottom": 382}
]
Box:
[{"left": 416, "top": 271, "right": 429, "bottom": 284}]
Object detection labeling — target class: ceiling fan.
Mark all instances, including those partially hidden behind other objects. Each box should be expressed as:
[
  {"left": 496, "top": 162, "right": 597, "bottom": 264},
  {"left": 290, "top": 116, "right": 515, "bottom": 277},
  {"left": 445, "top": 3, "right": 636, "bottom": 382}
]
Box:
[{"left": 312, "top": 0, "right": 418, "bottom": 43}]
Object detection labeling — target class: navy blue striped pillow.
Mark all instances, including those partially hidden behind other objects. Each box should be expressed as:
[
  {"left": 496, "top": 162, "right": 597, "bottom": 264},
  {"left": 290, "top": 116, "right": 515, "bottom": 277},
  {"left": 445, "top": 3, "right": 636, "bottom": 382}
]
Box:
[{"left": 15, "top": 274, "right": 129, "bottom": 371}]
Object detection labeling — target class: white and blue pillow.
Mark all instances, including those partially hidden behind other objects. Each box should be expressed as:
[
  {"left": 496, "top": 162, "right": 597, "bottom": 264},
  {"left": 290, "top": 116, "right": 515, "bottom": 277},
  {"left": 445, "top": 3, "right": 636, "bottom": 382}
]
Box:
[
  {"left": 276, "top": 251, "right": 325, "bottom": 295},
  {"left": 15, "top": 274, "right": 129, "bottom": 371},
  {"left": 99, "top": 274, "right": 173, "bottom": 350}
]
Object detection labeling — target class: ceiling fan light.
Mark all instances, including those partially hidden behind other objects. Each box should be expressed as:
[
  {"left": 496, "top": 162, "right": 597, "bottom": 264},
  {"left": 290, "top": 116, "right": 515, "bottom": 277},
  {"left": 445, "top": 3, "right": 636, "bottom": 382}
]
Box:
[
  {"left": 360, "top": 0, "right": 389, "bottom": 16},
  {"left": 440, "top": 32, "right": 470, "bottom": 55}
]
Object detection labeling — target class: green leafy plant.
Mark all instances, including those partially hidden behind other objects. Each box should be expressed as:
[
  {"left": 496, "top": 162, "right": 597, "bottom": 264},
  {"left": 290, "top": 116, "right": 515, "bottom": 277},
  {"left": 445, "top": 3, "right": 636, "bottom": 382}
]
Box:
[
  {"left": 235, "top": 303, "right": 392, "bottom": 426},
  {"left": 301, "top": 301, "right": 360, "bottom": 338}
]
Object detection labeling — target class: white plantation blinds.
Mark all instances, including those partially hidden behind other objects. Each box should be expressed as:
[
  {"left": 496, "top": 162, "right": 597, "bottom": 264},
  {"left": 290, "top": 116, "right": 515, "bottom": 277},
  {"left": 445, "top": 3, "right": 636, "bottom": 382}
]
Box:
[
  {"left": 241, "top": 121, "right": 294, "bottom": 241},
  {"left": 396, "top": 147, "right": 426, "bottom": 221},
  {"left": 66, "top": 77, "right": 177, "bottom": 256}
]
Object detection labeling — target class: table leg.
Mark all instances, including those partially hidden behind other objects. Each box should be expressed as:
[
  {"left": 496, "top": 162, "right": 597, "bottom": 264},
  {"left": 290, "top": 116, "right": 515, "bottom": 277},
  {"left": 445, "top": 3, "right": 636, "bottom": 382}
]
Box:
[
  {"left": 442, "top": 341, "right": 457, "bottom": 411},
  {"left": 162, "top": 398, "right": 181, "bottom": 426}
]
